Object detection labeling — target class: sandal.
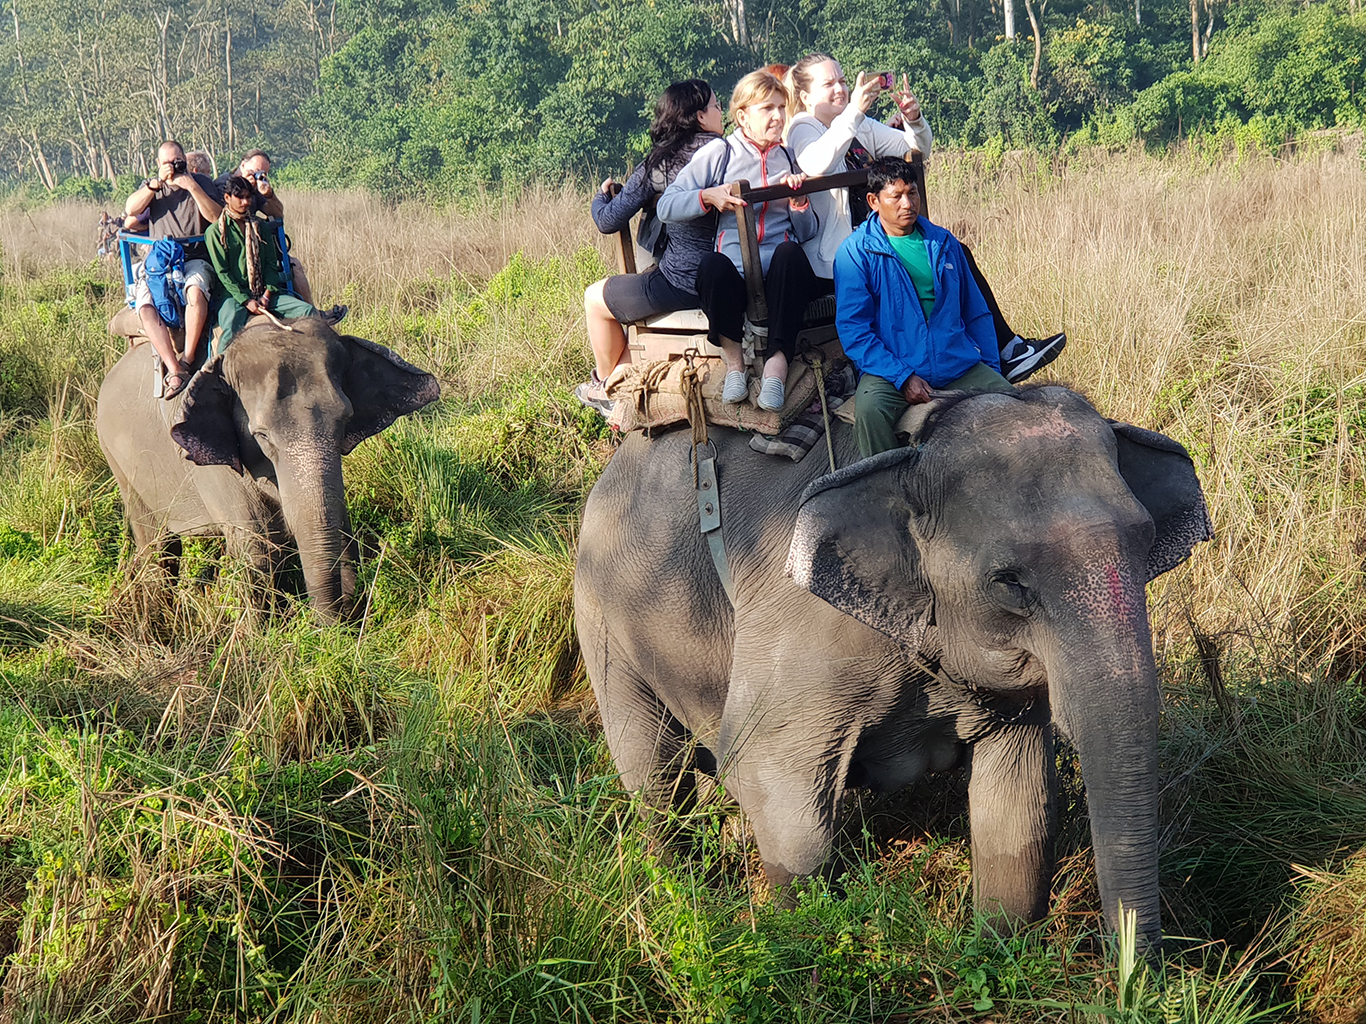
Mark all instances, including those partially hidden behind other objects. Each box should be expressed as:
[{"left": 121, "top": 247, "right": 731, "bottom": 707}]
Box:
[{"left": 163, "top": 361, "right": 192, "bottom": 400}]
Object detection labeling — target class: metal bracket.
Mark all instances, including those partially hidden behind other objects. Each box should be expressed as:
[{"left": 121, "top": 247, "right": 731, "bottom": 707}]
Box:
[{"left": 694, "top": 442, "right": 734, "bottom": 606}]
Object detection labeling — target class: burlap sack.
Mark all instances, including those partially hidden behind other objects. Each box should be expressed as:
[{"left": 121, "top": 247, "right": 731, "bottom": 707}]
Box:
[{"left": 606, "top": 354, "right": 820, "bottom": 435}]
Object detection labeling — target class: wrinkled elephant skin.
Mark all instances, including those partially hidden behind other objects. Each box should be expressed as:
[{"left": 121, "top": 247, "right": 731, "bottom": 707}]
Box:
[
  {"left": 96, "top": 319, "right": 439, "bottom": 622},
  {"left": 574, "top": 386, "right": 1211, "bottom": 949}
]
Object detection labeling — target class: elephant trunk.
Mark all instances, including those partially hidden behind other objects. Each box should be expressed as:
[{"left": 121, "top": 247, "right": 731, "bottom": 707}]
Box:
[
  {"left": 1046, "top": 561, "right": 1163, "bottom": 952},
  {"left": 278, "top": 444, "right": 358, "bottom": 624}
]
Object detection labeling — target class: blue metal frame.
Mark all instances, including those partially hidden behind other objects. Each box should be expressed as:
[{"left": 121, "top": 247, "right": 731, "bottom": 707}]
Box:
[{"left": 117, "top": 219, "right": 294, "bottom": 307}]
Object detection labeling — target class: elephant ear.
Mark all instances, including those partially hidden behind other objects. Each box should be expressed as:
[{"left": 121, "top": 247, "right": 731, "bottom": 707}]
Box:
[
  {"left": 785, "top": 446, "right": 933, "bottom": 648},
  {"left": 1109, "top": 421, "right": 1213, "bottom": 580},
  {"left": 171, "top": 355, "right": 243, "bottom": 473},
  {"left": 340, "top": 335, "right": 441, "bottom": 454}
]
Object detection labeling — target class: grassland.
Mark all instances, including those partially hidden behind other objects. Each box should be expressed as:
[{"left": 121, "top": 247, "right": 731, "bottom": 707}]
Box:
[{"left": 1, "top": 139, "right": 1364, "bottom": 1022}]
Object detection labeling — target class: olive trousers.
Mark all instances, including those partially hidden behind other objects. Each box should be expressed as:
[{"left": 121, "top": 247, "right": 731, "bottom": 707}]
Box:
[{"left": 854, "top": 362, "right": 1015, "bottom": 458}]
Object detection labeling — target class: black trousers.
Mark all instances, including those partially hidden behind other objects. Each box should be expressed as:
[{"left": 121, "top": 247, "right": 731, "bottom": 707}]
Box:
[
  {"left": 694, "top": 242, "right": 832, "bottom": 361},
  {"left": 960, "top": 242, "right": 1015, "bottom": 352}
]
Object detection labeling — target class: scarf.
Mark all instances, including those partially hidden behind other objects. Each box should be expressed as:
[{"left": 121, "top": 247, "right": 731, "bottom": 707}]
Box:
[{"left": 219, "top": 211, "right": 264, "bottom": 299}]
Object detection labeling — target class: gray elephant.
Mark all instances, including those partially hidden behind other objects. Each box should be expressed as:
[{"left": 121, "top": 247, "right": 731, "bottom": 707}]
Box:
[
  {"left": 96, "top": 318, "right": 439, "bottom": 622},
  {"left": 574, "top": 385, "right": 1211, "bottom": 949}
]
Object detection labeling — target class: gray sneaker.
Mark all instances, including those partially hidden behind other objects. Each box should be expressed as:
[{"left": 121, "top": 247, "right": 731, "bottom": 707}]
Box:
[
  {"left": 574, "top": 377, "right": 613, "bottom": 416},
  {"left": 1002, "top": 332, "right": 1066, "bottom": 383}
]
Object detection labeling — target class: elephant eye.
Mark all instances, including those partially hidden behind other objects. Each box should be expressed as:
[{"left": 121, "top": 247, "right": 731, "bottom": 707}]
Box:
[{"left": 987, "top": 569, "right": 1033, "bottom": 615}]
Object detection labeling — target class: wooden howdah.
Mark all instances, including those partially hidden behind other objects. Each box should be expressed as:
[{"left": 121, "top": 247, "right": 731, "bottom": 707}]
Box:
[{"left": 609, "top": 151, "right": 926, "bottom": 366}]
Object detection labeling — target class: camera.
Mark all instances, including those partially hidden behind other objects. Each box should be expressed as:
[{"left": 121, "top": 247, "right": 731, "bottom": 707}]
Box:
[
  {"left": 250, "top": 171, "right": 269, "bottom": 183},
  {"left": 170, "top": 157, "right": 187, "bottom": 176},
  {"left": 877, "top": 71, "right": 895, "bottom": 89}
]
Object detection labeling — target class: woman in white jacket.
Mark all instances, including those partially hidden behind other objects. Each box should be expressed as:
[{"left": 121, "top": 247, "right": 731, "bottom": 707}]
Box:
[
  {"left": 786, "top": 55, "right": 932, "bottom": 281},
  {"left": 785, "top": 54, "right": 1066, "bottom": 381}
]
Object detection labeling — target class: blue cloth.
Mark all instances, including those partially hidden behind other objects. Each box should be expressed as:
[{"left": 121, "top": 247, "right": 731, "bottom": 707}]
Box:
[
  {"left": 833, "top": 215, "right": 1000, "bottom": 390},
  {"left": 143, "top": 238, "right": 187, "bottom": 329}
]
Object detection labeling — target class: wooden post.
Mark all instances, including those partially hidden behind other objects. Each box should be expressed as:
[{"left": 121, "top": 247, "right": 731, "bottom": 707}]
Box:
[
  {"left": 608, "top": 182, "right": 637, "bottom": 275},
  {"left": 730, "top": 180, "right": 768, "bottom": 325}
]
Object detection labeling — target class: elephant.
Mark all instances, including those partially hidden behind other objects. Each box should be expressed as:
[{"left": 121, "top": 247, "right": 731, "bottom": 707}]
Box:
[
  {"left": 95, "top": 318, "right": 439, "bottom": 622},
  {"left": 573, "top": 385, "right": 1211, "bottom": 949}
]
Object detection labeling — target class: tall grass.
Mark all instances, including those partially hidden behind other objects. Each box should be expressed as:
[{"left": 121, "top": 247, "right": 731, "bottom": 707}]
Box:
[{"left": 1, "top": 140, "right": 1365, "bottom": 1020}]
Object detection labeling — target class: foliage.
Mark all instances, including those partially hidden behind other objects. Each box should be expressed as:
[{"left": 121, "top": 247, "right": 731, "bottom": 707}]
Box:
[{"left": 4, "top": 0, "right": 1366, "bottom": 198}]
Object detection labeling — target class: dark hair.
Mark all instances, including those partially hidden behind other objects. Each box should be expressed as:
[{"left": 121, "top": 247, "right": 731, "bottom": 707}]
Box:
[
  {"left": 644, "top": 79, "right": 715, "bottom": 175},
  {"left": 867, "top": 156, "right": 917, "bottom": 196},
  {"left": 240, "top": 148, "right": 271, "bottom": 166},
  {"left": 223, "top": 174, "right": 257, "bottom": 199}
]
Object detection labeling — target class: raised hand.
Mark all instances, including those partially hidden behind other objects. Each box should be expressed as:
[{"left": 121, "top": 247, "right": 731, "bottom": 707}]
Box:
[
  {"left": 892, "top": 75, "right": 922, "bottom": 122},
  {"left": 852, "top": 71, "right": 883, "bottom": 115}
]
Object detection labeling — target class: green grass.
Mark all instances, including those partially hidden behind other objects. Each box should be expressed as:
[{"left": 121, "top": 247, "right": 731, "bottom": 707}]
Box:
[{"left": 3, "top": 163, "right": 1366, "bottom": 1020}]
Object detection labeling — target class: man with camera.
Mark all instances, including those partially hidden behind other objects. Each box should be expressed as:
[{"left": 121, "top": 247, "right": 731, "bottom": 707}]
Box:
[
  {"left": 216, "top": 149, "right": 331, "bottom": 312},
  {"left": 124, "top": 140, "right": 224, "bottom": 396}
]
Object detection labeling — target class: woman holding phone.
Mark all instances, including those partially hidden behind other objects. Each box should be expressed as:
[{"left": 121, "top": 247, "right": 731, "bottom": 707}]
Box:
[{"left": 785, "top": 54, "right": 1065, "bottom": 381}]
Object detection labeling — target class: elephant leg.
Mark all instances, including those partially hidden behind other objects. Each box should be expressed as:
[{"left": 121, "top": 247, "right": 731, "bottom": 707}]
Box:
[
  {"left": 967, "top": 720, "right": 1057, "bottom": 931},
  {"left": 119, "top": 485, "right": 180, "bottom": 584},
  {"left": 221, "top": 526, "right": 279, "bottom": 613},
  {"left": 594, "top": 666, "right": 700, "bottom": 812},
  {"left": 726, "top": 751, "right": 847, "bottom": 892}
]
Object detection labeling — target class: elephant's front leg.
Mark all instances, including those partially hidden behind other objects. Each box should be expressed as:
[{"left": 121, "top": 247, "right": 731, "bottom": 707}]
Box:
[
  {"left": 725, "top": 742, "right": 853, "bottom": 891},
  {"left": 967, "top": 719, "right": 1057, "bottom": 930}
]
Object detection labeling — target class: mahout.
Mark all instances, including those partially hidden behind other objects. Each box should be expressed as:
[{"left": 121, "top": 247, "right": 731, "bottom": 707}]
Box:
[
  {"left": 575, "top": 385, "right": 1211, "bottom": 950},
  {"left": 96, "top": 318, "right": 439, "bottom": 622}
]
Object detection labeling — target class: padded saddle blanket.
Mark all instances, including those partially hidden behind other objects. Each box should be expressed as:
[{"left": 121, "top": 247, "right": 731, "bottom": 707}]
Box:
[{"left": 605, "top": 342, "right": 846, "bottom": 436}]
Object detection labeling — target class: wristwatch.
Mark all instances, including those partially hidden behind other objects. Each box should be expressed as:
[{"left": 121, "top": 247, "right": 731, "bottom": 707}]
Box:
[{"left": 145, "top": 178, "right": 162, "bottom": 192}]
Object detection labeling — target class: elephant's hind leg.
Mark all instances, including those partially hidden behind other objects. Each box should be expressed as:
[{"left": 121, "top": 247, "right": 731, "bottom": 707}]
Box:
[
  {"left": 967, "top": 720, "right": 1057, "bottom": 932},
  {"left": 597, "top": 665, "right": 702, "bottom": 814}
]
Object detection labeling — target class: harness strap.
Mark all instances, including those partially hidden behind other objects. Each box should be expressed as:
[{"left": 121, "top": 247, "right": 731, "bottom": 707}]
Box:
[{"left": 694, "top": 441, "right": 734, "bottom": 606}]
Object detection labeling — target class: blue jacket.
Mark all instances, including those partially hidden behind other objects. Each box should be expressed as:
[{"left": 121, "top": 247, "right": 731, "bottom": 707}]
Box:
[{"left": 834, "top": 215, "right": 999, "bottom": 389}]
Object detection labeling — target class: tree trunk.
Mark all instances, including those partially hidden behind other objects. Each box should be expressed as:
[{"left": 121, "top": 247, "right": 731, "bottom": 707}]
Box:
[
  {"left": 1004, "top": 0, "right": 1016, "bottom": 39},
  {"left": 1023, "top": 0, "right": 1044, "bottom": 89},
  {"left": 1190, "top": 0, "right": 1200, "bottom": 63}
]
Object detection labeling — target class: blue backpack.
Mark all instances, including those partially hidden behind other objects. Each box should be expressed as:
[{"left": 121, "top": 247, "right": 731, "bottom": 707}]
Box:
[{"left": 144, "top": 238, "right": 187, "bottom": 329}]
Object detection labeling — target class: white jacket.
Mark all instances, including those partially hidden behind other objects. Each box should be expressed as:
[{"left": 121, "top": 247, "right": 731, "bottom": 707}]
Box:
[{"left": 787, "top": 108, "right": 934, "bottom": 278}]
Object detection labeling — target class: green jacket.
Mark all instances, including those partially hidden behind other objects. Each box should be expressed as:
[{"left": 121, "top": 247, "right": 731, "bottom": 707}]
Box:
[{"left": 206, "top": 214, "right": 289, "bottom": 305}]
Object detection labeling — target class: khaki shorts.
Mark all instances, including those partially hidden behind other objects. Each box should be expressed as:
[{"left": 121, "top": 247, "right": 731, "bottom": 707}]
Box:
[{"left": 132, "top": 257, "right": 214, "bottom": 312}]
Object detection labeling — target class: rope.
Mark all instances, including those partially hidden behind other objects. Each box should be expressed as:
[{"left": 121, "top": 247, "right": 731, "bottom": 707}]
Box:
[
  {"left": 809, "top": 353, "right": 837, "bottom": 475},
  {"left": 680, "top": 349, "right": 709, "bottom": 486},
  {"left": 629, "top": 358, "right": 676, "bottom": 440}
]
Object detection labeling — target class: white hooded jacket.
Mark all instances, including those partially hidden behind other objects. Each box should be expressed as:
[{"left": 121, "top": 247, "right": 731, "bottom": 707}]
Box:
[{"left": 787, "top": 108, "right": 934, "bottom": 278}]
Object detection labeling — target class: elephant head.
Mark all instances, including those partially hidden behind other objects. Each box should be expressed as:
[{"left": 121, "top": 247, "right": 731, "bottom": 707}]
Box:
[
  {"left": 170, "top": 319, "right": 440, "bottom": 622},
  {"left": 786, "top": 385, "right": 1211, "bottom": 948}
]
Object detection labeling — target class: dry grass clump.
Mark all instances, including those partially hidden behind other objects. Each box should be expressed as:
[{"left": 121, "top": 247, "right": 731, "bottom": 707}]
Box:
[{"left": 1286, "top": 852, "right": 1366, "bottom": 1023}]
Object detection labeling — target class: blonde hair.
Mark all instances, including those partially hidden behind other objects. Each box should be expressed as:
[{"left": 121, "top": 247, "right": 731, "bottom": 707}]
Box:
[
  {"left": 786, "top": 53, "right": 836, "bottom": 120},
  {"left": 728, "top": 69, "right": 786, "bottom": 123}
]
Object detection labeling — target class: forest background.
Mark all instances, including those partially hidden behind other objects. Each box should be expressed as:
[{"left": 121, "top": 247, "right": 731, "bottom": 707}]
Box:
[{"left": 3, "top": 0, "right": 1366, "bottom": 201}]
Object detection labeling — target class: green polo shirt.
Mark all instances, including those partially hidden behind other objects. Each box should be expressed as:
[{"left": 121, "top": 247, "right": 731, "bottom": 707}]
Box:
[{"left": 886, "top": 228, "right": 935, "bottom": 318}]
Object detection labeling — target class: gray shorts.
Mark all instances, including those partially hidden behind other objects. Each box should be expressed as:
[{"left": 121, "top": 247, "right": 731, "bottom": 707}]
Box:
[{"left": 132, "top": 257, "right": 214, "bottom": 312}]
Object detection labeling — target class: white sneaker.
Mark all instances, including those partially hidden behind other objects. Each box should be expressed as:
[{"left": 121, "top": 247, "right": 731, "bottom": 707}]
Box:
[{"left": 574, "top": 376, "right": 613, "bottom": 416}]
